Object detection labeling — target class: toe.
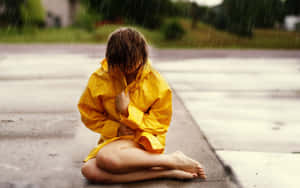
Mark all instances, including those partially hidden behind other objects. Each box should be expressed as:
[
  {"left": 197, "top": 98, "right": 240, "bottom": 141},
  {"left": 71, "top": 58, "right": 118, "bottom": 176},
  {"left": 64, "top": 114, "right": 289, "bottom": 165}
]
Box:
[{"left": 197, "top": 167, "right": 204, "bottom": 173}]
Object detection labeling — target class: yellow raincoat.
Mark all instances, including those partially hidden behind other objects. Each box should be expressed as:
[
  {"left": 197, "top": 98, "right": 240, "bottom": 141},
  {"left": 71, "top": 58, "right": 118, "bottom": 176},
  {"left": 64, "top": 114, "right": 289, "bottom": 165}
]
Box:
[{"left": 77, "top": 58, "right": 172, "bottom": 163}]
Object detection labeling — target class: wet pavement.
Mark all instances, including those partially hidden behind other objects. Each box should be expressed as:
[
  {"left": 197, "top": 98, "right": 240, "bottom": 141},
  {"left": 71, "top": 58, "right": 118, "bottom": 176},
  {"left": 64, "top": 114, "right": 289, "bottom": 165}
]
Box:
[
  {"left": 0, "top": 51, "right": 238, "bottom": 188},
  {"left": 0, "top": 45, "right": 299, "bottom": 188},
  {"left": 155, "top": 58, "right": 300, "bottom": 188}
]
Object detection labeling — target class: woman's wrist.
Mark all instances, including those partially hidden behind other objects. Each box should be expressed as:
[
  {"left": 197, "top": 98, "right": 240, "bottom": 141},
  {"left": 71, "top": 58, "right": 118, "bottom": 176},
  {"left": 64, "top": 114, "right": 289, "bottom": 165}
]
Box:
[{"left": 122, "top": 106, "right": 129, "bottom": 117}]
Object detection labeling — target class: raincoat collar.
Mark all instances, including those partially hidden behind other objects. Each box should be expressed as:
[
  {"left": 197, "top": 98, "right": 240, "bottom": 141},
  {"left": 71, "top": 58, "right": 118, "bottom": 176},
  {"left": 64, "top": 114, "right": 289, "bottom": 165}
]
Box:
[{"left": 100, "top": 58, "right": 151, "bottom": 85}]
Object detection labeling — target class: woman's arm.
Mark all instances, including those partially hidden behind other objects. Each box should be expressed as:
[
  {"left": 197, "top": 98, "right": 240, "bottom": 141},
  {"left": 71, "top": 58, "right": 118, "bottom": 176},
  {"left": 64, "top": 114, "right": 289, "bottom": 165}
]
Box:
[
  {"left": 115, "top": 90, "right": 130, "bottom": 117},
  {"left": 77, "top": 85, "right": 121, "bottom": 138},
  {"left": 119, "top": 88, "right": 173, "bottom": 135}
]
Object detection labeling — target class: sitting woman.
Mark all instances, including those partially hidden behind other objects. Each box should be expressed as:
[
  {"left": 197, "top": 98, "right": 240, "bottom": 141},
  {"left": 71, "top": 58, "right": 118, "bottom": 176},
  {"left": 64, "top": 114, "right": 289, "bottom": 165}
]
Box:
[{"left": 77, "top": 27, "right": 206, "bottom": 184}]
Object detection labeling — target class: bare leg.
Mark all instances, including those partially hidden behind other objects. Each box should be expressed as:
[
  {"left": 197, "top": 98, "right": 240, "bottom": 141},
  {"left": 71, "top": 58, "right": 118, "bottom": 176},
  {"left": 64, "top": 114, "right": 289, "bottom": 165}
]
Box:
[
  {"left": 95, "top": 139, "right": 206, "bottom": 178},
  {"left": 81, "top": 158, "right": 198, "bottom": 184}
]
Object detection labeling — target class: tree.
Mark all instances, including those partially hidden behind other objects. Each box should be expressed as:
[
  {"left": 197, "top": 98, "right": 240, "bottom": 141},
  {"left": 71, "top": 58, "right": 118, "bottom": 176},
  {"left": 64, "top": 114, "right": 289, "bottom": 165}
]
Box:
[
  {"left": 284, "top": 0, "right": 300, "bottom": 15},
  {"left": 171, "top": 1, "right": 191, "bottom": 18},
  {"left": 0, "top": 0, "right": 45, "bottom": 27},
  {"left": 255, "top": 0, "right": 284, "bottom": 28},
  {"left": 0, "top": 0, "right": 25, "bottom": 27},
  {"left": 20, "top": 0, "right": 46, "bottom": 27},
  {"left": 212, "top": 5, "right": 227, "bottom": 30},
  {"left": 223, "top": 0, "right": 258, "bottom": 37},
  {"left": 190, "top": 2, "right": 207, "bottom": 29},
  {"left": 80, "top": 0, "right": 173, "bottom": 29}
]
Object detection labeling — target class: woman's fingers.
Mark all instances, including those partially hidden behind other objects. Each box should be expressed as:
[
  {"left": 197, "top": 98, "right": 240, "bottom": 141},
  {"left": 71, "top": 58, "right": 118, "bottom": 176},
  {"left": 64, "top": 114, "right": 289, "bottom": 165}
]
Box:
[
  {"left": 118, "top": 124, "right": 135, "bottom": 136},
  {"left": 124, "top": 126, "right": 135, "bottom": 135},
  {"left": 115, "top": 90, "right": 130, "bottom": 116}
]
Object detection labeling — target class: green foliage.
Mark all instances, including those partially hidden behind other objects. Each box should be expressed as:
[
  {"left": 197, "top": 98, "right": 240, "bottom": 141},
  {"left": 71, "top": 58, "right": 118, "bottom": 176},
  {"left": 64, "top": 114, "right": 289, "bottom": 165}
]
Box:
[
  {"left": 204, "top": 6, "right": 227, "bottom": 30},
  {"left": 255, "top": 0, "right": 284, "bottom": 28},
  {"left": 93, "top": 25, "right": 120, "bottom": 42},
  {"left": 20, "top": 0, "right": 45, "bottom": 27},
  {"left": 163, "top": 20, "right": 185, "bottom": 40},
  {"left": 223, "top": 0, "right": 258, "bottom": 37},
  {"left": 205, "top": 0, "right": 285, "bottom": 36},
  {"left": 296, "top": 22, "right": 300, "bottom": 32},
  {"left": 171, "top": 1, "right": 208, "bottom": 19},
  {"left": 213, "top": 11, "right": 227, "bottom": 30},
  {"left": 284, "top": 0, "right": 300, "bottom": 15},
  {"left": 0, "top": 0, "right": 45, "bottom": 28},
  {"left": 170, "top": 1, "right": 191, "bottom": 18},
  {"left": 0, "top": 0, "right": 24, "bottom": 27},
  {"left": 190, "top": 2, "right": 207, "bottom": 29},
  {"left": 80, "top": 0, "right": 173, "bottom": 29},
  {"left": 190, "top": 3, "right": 207, "bottom": 20},
  {"left": 1, "top": 18, "right": 300, "bottom": 49},
  {"left": 74, "top": 5, "right": 100, "bottom": 31},
  {"left": 202, "top": 8, "right": 216, "bottom": 24},
  {"left": 0, "top": 27, "right": 94, "bottom": 43}
]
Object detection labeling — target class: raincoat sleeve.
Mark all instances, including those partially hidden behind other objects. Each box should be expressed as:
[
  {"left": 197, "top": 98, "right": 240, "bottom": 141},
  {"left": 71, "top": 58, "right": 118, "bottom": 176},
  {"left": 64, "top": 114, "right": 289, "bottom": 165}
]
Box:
[
  {"left": 77, "top": 85, "right": 121, "bottom": 138},
  {"left": 120, "top": 86, "right": 173, "bottom": 135}
]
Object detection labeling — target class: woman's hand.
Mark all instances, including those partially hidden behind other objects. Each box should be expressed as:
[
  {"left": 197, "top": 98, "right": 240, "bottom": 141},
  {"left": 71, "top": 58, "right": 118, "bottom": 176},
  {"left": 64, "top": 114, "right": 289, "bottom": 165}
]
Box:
[
  {"left": 118, "top": 123, "right": 135, "bottom": 136},
  {"left": 115, "top": 90, "right": 130, "bottom": 116}
]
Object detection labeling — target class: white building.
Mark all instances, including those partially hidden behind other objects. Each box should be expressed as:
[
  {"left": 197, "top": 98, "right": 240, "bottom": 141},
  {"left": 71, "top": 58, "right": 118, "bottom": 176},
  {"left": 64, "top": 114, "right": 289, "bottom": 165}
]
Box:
[
  {"left": 284, "top": 15, "right": 300, "bottom": 31},
  {"left": 42, "top": 0, "right": 78, "bottom": 27}
]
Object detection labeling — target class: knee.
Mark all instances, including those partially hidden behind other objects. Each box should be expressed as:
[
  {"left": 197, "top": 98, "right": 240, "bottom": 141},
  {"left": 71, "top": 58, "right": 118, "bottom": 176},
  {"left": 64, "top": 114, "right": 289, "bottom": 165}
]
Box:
[
  {"left": 81, "top": 162, "right": 95, "bottom": 181},
  {"left": 81, "top": 162, "right": 112, "bottom": 183},
  {"left": 96, "top": 151, "right": 122, "bottom": 173}
]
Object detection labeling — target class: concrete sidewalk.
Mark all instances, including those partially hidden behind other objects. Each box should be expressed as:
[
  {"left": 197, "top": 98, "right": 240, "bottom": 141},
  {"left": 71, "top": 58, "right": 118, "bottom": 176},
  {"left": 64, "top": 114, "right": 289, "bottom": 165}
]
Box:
[
  {"left": 0, "top": 54, "right": 238, "bottom": 188},
  {"left": 155, "top": 58, "right": 300, "bottom": 188}
]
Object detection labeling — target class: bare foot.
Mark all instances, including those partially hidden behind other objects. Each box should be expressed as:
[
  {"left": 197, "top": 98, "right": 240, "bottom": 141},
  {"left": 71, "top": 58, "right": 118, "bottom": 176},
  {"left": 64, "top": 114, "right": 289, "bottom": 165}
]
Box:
[
  {"left": 169, "top": 151, "right": 206, "bottom": 179},
  {"left": 164, "top": 169, "right": 197, "bottom": 180}
]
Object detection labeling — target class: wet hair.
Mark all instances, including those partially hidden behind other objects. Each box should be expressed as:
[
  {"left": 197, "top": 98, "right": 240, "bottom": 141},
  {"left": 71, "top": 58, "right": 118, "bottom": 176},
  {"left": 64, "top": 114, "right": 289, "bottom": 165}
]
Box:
[{"left": 105, "top": 27, "right": 149, "bottom": 74}]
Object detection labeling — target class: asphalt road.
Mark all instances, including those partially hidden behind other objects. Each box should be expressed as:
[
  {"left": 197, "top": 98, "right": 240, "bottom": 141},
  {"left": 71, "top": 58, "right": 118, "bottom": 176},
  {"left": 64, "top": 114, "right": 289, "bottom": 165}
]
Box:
[
  {"left": 0, "top": 48, "right": 239, "bottom": 188},
  {"left": 1, "top": 45, "right": 299, "bottom": 188}
]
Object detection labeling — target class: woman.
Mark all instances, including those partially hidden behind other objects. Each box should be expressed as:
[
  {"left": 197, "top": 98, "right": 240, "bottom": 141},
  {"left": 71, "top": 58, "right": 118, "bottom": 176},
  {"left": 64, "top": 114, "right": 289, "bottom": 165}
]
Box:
[{"left": 77, "top": 27, "right": 206, "bottom": 184}]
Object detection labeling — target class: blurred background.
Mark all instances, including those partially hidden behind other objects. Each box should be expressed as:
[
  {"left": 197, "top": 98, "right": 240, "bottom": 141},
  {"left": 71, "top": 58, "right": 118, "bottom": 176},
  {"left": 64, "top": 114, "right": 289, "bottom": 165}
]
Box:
[{"left": 0, "top": 0, "right": 299, "bottom": 48}]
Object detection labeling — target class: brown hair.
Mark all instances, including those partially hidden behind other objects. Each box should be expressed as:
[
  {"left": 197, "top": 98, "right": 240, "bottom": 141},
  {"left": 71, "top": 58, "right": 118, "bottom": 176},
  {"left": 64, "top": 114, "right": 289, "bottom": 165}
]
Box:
[{"left": 105, "top": 27, "right": 149, "bottom": 74}]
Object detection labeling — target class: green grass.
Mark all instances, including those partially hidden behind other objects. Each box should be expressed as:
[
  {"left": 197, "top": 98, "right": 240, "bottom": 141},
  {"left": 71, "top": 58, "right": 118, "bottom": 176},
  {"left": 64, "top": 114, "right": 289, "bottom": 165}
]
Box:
[
  {"left": 0, "top": 27, "right": 94, "bottom": 43},
  {"left": 155, "top": 19, "right": 300, "bottom": 49},
  {"left": 1, "top": 18, "right": 300, "bottom": 49}
]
